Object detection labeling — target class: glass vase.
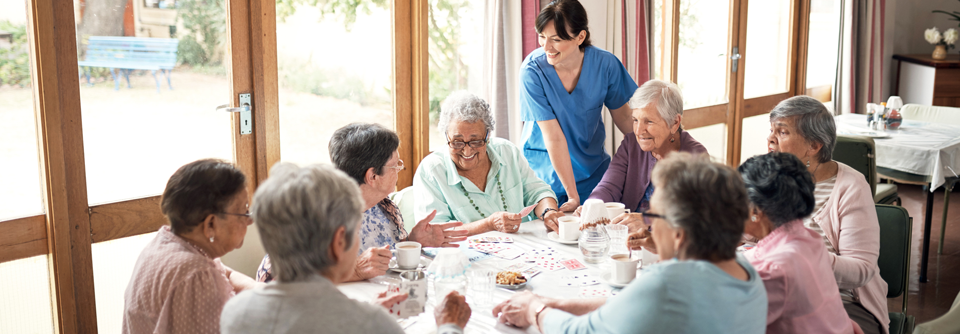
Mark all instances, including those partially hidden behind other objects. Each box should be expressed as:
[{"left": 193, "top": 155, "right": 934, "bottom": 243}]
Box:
[{"left": 578, "top": 226, "right": 610, "bottom": 264}]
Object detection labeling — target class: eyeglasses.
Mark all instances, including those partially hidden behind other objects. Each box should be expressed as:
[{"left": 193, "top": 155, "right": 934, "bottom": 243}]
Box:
[
  {"left": 384, "top": 159, "right": 405, "bottom": 171},
  {"left": 446, "top": 132, "right": 489, "bottom": 150},
  {"left": 219, "top": 211, "right": 253, "bottom": 225},
  {"left": 640, "top": 210, "right": 666, "bottom": 231}
]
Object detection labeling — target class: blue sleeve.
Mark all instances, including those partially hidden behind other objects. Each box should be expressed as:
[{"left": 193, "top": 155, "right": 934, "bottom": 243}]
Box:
[
  {"left": 542, "top": 269, "right": 672, "bottom": 334},
  {"left": 520, "top": 65, "right": 557, "bottom": 122},
  {"left": 603, "top": 56, "right": 639, "bottom": 110}
]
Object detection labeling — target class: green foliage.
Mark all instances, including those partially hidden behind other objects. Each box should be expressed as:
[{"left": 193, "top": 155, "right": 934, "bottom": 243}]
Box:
[
  {"left": 0, "top": 20, "right": 31, "bottom": 87},
  {"left": 279, "top": 57, "right": 389, "bottom": 107},
  {"left": 932, "top": 0, "right": 960, "bottom": 28},
  {"left": 276, "top": 0, "right": 388, "bottom": 26},
  {"left": 177, "top": 0, "right": 226, "bottom": 66}
]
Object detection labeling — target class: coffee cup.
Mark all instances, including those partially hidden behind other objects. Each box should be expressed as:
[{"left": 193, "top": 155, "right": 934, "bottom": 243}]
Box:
[
  {"left": 605, "top": 202, "right": 629, "bottom": 220},
  {"left": 395, "top": 241, "right": 422, "bottom": 269},
  {"left": 610, "top": 254, "right": 640, "bottom": 284},
  {"left": 558, "top": 216, "right": 580, "bottom": 241}
]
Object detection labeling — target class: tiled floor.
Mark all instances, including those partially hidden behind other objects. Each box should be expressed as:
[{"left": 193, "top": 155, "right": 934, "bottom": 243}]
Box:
[{"left": 887, "top": 183, "right": 959, "bottom": 325}]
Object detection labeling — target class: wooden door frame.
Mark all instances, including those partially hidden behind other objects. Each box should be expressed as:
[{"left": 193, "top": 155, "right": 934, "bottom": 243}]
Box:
[{"left": 394, "top": 0, "right": 430, "bottom": 190}]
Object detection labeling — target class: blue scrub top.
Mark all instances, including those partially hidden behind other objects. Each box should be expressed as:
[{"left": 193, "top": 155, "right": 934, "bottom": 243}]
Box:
[{"left": 520, "top": 46, "right": 638, "bottom": 202}]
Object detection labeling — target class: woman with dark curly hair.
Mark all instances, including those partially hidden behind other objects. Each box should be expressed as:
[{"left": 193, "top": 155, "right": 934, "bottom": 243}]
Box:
[{"left": 739, "top": 152, "right": 862, "bottom": 334}]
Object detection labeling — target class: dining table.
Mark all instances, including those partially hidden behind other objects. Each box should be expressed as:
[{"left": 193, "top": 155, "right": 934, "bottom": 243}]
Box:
[
  {"left": 836, "top": 113, "right": 960, "bottom": 282},
  {"left": 336, "top": 218, "right": 650, "bottom": 334}
]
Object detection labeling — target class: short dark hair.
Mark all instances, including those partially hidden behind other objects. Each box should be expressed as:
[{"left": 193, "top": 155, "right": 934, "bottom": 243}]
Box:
[
  {"left": 161, "top": 159, "right": 246, "bottom": 234},
  {"left": 329, "top": 123, "right": 400, "bottom": 185},
  {"left": 652, "top": 152, "right": 748, "bottom": 262},
  {"left": 738, "top": 152, "right": 816, "bottom": 228},
  {"left": 536, "top": 0, "right": 592, "bottom": 51}
]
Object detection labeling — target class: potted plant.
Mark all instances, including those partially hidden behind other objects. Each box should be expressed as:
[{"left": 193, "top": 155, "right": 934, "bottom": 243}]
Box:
[{"left": 925, "top": 27, "right": 957, "bottom": 60}]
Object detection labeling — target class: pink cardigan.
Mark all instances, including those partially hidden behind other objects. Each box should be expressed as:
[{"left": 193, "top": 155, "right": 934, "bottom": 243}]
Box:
[
  {"left": 814, "top": 162, "right": 890, "bottom": 334},
  {"left": 745, "top": 220, "right": 858, "bottom": 334}
]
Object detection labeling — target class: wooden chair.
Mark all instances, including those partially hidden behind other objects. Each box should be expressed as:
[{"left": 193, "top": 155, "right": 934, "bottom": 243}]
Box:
[{"left": 834, "top": 135, "right": 900, "bottom": 205}]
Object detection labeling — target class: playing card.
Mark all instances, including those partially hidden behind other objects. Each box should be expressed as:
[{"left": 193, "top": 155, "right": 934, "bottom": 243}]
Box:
[
  {"left": 531, "top": 247, "right": 557, "bottom": 255},
  {"left": 492, "top": 248, "right": 524, "bottom": 260},
  {"left": 518, "top": 204, "right": 537, "bottom": 217},
  {"left": 521, "top": 267, "right": 542, "bottom": 278},
  {"left": 535, "top": 258, "right": 564, "bottom": 271},
  {"left": 471, "top": 243, "right": 507, "bottom": 254},
  {"left": 579, "top": 287, "right": 613, "bottom": 298},
  {"left": 560, "top": 258, "right": 587, "bottom": 271},
  {"left": 559, "top": 274, "right": 599, "bottom": 287},
  {"left": 505, "top": 262, "right": 530, "bottom": 271}
]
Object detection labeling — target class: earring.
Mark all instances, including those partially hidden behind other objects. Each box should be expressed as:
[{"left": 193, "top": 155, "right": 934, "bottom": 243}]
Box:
[
  {"left": 806, "top": 160, "right": 811, "bottom": 167},
  {"left": 670, "top": 136, "right": 676, "bottom": 143},
  {"left": 209, "top": 236, "right": 214, "bottom": 243},
  {"left": 751, "top": 216, "right": 757, "bottom": 222}
]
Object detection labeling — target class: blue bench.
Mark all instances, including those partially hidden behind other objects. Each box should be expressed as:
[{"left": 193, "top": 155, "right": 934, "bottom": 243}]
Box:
[{"left": 77, "top": 36, "right": 178, "bottom": 92}]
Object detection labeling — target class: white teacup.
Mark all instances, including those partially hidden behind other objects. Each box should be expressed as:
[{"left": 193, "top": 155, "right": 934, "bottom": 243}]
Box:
[
  {"left": 610, "top": 254, "right": 640, "bottom": 284},
  {"left": 558, "top": 216, "right": 580, "bottom": 241},
  {"left": 605, "top": 202, "right": 629, "bottom": 220},
  {"left": 395, "top": 241, "right": 422, "bottom": 269}
]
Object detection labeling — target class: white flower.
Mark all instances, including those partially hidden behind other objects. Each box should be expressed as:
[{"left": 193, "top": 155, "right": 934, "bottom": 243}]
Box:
[
  {"left": 944, "top": 28, "right": 959, "bottom": 45},
  {"left": 925, "top": 27, "right": 942, "bottom": 45}
]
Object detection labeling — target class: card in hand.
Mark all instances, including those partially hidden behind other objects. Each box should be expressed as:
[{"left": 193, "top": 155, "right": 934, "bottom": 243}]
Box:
[
  {"left": 560, "top": 258, "right": 586, "bottom": 271},
  {"left": 518, "top": 203, "right": 537, "bottom": 217}
]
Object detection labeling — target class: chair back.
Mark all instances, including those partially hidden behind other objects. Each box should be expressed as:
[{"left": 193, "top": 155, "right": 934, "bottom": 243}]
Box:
[
  {"left": 876, "top": 204, "right": 912, "bottom": 305},
  {"left": 900, "top": 104, "right": 960, "bottom": 125},
  {"left": 835, "top": 135, "right": 877, "bottom": 195},
  {"left": 389, "top": 186, "right": 416, "bottom": 232}
]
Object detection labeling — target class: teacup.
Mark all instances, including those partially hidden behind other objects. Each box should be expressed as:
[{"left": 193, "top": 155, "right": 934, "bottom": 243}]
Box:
[
  {"left": 395, "top": 241, "right": 422, "bottom": 269},
  {"left": 610, "top": 254, "right": 640, "bottom": 284},
  {"left": 558, "top": 216, "right": 580, "bottom": 241},
  {"left": 605, "top": 202, "right": 629, "bottom": 220}
]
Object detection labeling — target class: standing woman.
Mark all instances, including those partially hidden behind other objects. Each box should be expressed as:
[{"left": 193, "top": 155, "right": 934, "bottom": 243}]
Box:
[{"left": 520, "top": 0, "right": 638, "bottom": 210}]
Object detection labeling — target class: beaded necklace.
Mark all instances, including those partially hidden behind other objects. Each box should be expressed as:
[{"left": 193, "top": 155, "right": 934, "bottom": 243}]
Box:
[{"left": 458, "top": 171, "right": 507, "bottom": 218}]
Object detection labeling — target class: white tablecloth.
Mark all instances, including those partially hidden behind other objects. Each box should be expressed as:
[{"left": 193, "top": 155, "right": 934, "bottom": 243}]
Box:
[
  {"left": 337, "top": 220, "right": 647, "bottom": 334},
  {"left": 835, "top": 114, "right": 960, "bottom": 191}
]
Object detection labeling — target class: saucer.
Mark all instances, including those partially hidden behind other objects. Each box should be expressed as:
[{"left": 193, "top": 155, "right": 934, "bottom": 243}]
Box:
[
  {"left": 600, "top": 272, "right": 631, "bottom": 288},
  {"left": 547, "top": 231, "right": 579, "bottom": 245},
  {"left": 389, "top": 257, "right": 428, "bottom": 273},
  {"left": 496, "top": 282, "right": 527, "bottom": 290}
]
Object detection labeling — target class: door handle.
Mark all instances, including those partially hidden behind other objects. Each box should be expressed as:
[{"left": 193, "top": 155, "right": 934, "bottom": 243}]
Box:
[
  {"left": 217, "top": 93, "right": 253, "bottom": 135},
  {"left": 730, "top": 47, "right": 741, "bottom": 73}
]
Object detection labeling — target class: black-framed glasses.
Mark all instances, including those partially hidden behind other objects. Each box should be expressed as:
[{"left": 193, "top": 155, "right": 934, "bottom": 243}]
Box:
[
  {"left": 640, "top": 210, "right": 665, "bottom": 230},
  {"left": 446, "top": 131, "right": 490, "bottom": 150}
]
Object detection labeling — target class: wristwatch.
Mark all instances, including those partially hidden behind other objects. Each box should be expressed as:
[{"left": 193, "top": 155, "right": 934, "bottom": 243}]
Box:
[
  {"left": 540, "top": 207, "right": 558, "bottom": 219},
  {"left": 533, "top": 303, "right": 549, "bottom": 332}
]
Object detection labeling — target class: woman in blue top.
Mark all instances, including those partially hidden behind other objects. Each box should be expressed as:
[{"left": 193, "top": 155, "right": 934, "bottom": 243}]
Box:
[{"left": 521, "top": 0, "right": 638, "bottom": 211}]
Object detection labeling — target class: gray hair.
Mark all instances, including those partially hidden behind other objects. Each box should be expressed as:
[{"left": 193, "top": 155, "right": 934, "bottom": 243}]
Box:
[
  {"left": 438, "top": 91, "right": 496, "bottom": 137},
  {"left": 628, "top": 79, "right": 684, "bottom": 128},
  {"left": 252, "top": 163, "right": 364, "bottom": 282},
  {"left": 769, "top": 96, "right": 836, "bottom": 163}
]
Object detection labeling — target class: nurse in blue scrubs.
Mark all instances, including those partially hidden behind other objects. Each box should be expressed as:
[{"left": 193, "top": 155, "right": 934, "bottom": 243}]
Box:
[{"left": 520, "top": 0, "right": 638, "bottom": 211}]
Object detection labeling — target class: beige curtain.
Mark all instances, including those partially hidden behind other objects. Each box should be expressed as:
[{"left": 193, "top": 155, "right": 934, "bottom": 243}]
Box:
[{"left": 836, "top": 0, "right": 889, "bottom": 114}]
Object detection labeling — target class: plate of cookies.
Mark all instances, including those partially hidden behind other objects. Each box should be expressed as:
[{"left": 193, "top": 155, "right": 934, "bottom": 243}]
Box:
[{"left": 495, "top": 271, "right": 528, "bottom": 290}]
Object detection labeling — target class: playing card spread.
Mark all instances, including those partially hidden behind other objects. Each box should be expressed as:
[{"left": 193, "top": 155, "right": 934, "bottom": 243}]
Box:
[
  {"left": 535, "top": 258, "right": 564, "bottom": 271},
  {"left": 492, "top": 248, "right": 524, "bottom": 260},
  {"left": 470, "top": 243, "right": 507, "bottom": 254},
  {"left": 579, "top": 286, "right": 614, "bottom": 298},
  {"left": 468, "top": 236, "right": 515, "bottom": 244},
  {"left": 559, "top": 274, "right": 599, "bottom": 287}
]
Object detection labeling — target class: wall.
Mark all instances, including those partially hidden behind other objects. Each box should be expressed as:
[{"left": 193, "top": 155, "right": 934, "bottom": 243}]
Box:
[{"left": 887, "top": 0, "right": 958, "bottom": 99}]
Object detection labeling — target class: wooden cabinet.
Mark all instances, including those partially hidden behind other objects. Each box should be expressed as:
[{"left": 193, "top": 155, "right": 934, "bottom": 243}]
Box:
[{"left": 894, "top": 54, "right": 960, "bottom": 107}]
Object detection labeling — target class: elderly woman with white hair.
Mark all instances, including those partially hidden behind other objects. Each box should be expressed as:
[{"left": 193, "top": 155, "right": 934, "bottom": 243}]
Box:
[
  {"left": 765, "top": 96, "right": 888, "bottom": 334},
  {"left": 221, "top": 163, "right": 472, "bottom": 334},
  {"left": 576, "top": 79, "right": 706, "bottom": 229},
  {"left": 414, "top": 91, "right": 565, "bottom": 234}
]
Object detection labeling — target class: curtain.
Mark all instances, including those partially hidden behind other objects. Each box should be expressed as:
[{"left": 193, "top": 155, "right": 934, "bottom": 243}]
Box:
[
  {"left": 481, "top": 0, "right": 523, "bottom": 141},
  {"left": 836, "top": 0, "right": 887, "bottom": 114}
]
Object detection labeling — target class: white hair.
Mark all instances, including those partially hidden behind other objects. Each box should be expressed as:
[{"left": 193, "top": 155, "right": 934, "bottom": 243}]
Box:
[
  {"left": 252, "top": 163, "right": 364, "bottom": 282},
  {"left": 628, "top": 80, "right": 684, "bottom": 128},
  {"left": 438, "top": 91, "right": 496, "bottom": 136}
]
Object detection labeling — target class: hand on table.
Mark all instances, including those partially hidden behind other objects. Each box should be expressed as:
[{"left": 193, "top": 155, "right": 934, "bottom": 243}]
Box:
[
  {"left": 435, "top": 291, "right": 471, "bottom": 329},
  {"left": 559, "top": 198, "right": 579, "bottom": 213},
  {"left": 487, "top": 212, "right": 522, "bottom": 233},
  {"left": 373, "top": 290, "right": 408, "bottom": 310},
  {"left": 408, "top": 210, "right": 469, "bottom": 247},
  {"left": 611, "top": 212, "right": 646, "bottom": 233},
  {"left": 542, "top": 209, "right": 564, "bottom": 232},
  {"left": 627, "top": 230, "right": 657, "bottom": 254},
  {"left": 354, "top": 245, "right": 391, "bottom": 280},
  {"left": 492, "top": 291, "right": 546, "bottom": 328}
]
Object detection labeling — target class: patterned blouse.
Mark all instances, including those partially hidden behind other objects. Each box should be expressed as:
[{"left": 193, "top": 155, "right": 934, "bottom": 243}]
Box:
[{"left": 256, "top": 198, "right": 408, "bottom": 283}]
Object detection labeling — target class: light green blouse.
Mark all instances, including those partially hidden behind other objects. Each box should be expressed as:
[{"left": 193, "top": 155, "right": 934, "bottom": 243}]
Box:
[{"left": 413, "top": 137, "right": 557, "bottom": 224}]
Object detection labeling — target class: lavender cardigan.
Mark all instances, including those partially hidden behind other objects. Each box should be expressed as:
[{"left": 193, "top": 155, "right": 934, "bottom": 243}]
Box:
[{"left": 588, "top": 130, "right": 707, "bottom": 211}]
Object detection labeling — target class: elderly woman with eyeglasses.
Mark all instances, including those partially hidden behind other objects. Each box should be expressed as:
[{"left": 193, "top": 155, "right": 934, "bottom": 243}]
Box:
[
  {"left": 255, "top": 123, "right": 469, "bottom": 283},
  {"left": 739, "top": 152, "right": 862, "bottom": 334},
  {"left": 221, "top": 163, "right": 472, "bottom": 334},
  {"left": 123, "top": 159, "right": 260, "bottom": 334},
  {"left": 414, "top": 91, "right": 564, "bottom": 234},
  {"left": 765, "top": 96, "right": 888, "bottom": 334},
  {"left": 492, "top": 153, "right": 767, "bottom": 334},
  {"left": 574, "top": 79, "right": 706, "bottom": 227}
]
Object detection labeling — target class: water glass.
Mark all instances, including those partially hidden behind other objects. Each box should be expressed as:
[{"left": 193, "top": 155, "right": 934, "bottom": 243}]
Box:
[
  {"left": 466, "top": 268, "right": 496, "bottom": 307},
  {"left": 605, "top": 224, "right": 629, "bottom": 256}
]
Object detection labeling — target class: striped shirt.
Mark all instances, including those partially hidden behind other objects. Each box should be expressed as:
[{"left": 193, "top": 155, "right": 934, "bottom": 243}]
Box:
[{"left": 803, "top": 175, "right": 856, "bottom": 301}]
